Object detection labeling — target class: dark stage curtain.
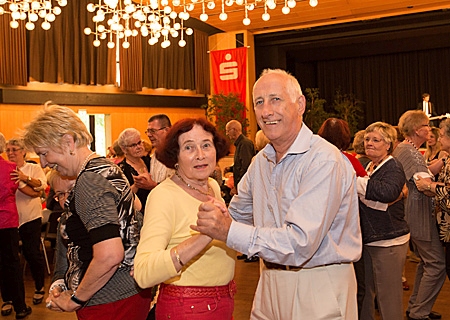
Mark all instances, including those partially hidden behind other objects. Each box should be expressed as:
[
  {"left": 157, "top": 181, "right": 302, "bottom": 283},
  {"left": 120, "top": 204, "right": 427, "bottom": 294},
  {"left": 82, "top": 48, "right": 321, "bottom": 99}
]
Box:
[
  {"left": 0, "top": 15, "right": 27, "bottom": 86},
  {"left": 315, "top": 47, "right": 450, "bottom": 128},
  {"left": 28, "top": 0, "right": 113, "bottom": 85}
]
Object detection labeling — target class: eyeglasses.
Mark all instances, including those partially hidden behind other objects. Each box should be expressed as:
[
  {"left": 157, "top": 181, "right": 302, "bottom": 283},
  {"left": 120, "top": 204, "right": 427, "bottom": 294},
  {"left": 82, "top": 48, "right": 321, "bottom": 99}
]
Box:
[
  {"left": 125, "top": 140, "right": 143, "bottom": 149},
  {"left": 145, "top": 127, "right": 167, "bottom": 135},
  {"left": 421, "top": 124, "right": 430, "bottom": 128},
  {"left": 225, "top": 128, "right": 235, "bottom": 134},
  {"left": 5, "top": 148, "right": 22, "bottom": 153},
  {"left": 54, "top": 191, "right": 71, "bottom": 202}
]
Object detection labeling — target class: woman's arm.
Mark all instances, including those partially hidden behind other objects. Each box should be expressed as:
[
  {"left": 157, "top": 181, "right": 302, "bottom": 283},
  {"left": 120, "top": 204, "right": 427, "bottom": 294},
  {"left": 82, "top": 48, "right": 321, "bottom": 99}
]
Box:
[{"left": 50, "top": 237, "right": 124, "bottom": 312}]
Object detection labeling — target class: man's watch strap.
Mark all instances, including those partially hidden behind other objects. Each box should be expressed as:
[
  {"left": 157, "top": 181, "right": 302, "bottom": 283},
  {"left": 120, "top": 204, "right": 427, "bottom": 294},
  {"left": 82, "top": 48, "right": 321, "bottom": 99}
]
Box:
[{"left": 70, "top": 293, "right": 88, "bottom": 307}]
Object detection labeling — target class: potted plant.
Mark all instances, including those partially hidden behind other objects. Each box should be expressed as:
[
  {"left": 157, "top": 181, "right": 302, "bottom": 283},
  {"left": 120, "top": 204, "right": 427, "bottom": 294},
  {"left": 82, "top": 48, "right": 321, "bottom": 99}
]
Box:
[{"left": 201, "top": 92, "right": 249, "bottom": 137}]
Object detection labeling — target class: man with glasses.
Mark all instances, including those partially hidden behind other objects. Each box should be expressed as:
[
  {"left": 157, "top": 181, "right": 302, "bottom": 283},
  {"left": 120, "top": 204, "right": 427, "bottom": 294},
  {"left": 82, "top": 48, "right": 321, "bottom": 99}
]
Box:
[{"left": 135, "top": 114, "right": 174, "bottom": 193}]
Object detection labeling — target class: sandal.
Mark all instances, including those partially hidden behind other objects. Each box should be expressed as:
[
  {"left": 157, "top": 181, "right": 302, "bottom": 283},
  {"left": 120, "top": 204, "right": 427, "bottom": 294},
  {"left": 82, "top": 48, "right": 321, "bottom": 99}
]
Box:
[
  {"left": 1, "top": 301, "right": 12, "bottom": 316},
  {"left": 33, "top": 289, "right": 45, "bottom": 305}
]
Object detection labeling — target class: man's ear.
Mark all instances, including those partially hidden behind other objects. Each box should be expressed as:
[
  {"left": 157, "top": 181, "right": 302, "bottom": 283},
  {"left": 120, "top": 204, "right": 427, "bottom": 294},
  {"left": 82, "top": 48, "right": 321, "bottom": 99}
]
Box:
[{"left": 298, "top": 95, "right": 306, "bottom": 116}]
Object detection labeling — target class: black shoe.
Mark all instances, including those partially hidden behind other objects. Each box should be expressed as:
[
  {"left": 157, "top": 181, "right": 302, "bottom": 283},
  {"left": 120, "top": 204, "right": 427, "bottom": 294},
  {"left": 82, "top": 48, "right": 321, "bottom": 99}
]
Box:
[
  {"left": 1, "top": 301, "right": 12, "bottom": 316},
  {"left": 33, "top": 289, "right": 45, "bottom": 305},
  {"left": 244, "top": 255, "right": 259, "bottom": 263},
  {"left": 406, "top": 311, "right": 431, "bottom": 320},
  {"left": 237, "top": 254, "right": 248, "bottom": 260},
  {"left": 429, "top": 311, "right": 442, "bottom": 319},
  {"left": 15, "top": 306, "right": 31, "bottom": 319}
]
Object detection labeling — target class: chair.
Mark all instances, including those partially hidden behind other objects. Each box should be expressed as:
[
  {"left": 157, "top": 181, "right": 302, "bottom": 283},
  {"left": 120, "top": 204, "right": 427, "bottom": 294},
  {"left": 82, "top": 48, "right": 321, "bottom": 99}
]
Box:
[{"left": 41, "top": 209, "right": 62, "bottom": 275}]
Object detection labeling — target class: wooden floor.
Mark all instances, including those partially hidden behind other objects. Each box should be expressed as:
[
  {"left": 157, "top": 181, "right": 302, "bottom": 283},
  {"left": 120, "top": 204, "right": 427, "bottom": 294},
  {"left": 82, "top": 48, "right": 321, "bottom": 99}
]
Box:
[{"left": 10, "top": 248, "right": 450, "bottom": 320}]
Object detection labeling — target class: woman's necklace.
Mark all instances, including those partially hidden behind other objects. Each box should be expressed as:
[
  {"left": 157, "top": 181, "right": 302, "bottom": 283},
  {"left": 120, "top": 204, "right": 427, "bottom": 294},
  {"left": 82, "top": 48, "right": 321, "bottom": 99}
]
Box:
[
  {"left": 405, "top": 138, "right": 419, "bottom": 151},
  {"left": 175, "top": 170, "right": 212, "bottom": 196},
  {"left": 78, "top": 151, "right": 96, "bottom": 175},
  {"left": 127, "top": 157, "right": 147, "bottom": 174}
]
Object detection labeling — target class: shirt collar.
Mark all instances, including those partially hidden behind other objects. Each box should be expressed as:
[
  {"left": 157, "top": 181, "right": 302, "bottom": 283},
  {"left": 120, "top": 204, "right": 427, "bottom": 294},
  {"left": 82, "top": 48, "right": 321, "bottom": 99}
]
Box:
[{"left": 262, "top": 123, "right": 312, "bottom": 163}]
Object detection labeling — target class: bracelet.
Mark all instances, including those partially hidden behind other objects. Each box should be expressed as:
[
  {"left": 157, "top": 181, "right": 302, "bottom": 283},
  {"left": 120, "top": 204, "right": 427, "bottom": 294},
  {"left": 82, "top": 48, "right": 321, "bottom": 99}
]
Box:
[
  {"left": 427, "top": 184, "right": 431, "bottom": 191},
  {"left": 173, "top": 248, "right": 184, "bottom": 267},
  {"left": 71, "top": 292, "right": 88, "bottom": 307}
]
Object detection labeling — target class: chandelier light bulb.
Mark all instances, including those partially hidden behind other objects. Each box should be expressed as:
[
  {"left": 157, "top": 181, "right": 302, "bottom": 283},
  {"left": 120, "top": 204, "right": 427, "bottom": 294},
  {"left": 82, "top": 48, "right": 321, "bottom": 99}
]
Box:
[
  {"left": 262, "top": 12, "right": 270, "bottom": 21},
  {"left": 9, "top": 3, "right": 18, "bottom": 12},
  {"left": 171, "top": 30, "right": 179, "bottom": 38},
  {"left": 287, "top": 0, "right": 296, "bottom": 8},
  {"left": 20, "top": 12, "right": 27, "bottom": 20},
  {"left": 10, "top": 20, "right": 19, "bottom": 28},
  {"left": 243, "top": 17, "right": 250, "bottom": 25},
  {"left": 41, "top": 21, "right": 51, "bottom": 30},
  {"left": 219, "top": 12, "right": 227, "bottom": 21},
  {"left": 58, "top": 0, "right": 67, "bottom": 6},
  {"left": 236, "top": 0, "right": 244, "bottom": 5},
  {"left": 25, "top": 22, "right": 35, "bottom": 30},
  {"left": 47, "top": 13, "right": 56, "bottom": 22},
  {"left": 98, "top": 24, "right": 105, "bottom": 32},
  {"left": 163, "top": 16, "right": 170, "bottom": 24},
  {"left": 169, "top": 11, "right": 177, "bottom": 19},
  {"left": 172, "top": 0, "right": 180, "bottom": 6},
  {"left": 132, "top": 29, "right": 138, "bottom": 36},
  {"left": 164, "top": 6, "right": 171, "bottom": 14},
  {"left": 141, "top": 28, "right": 148, "bottom": 37},
  {"left": 11, "top": 11, "right": 20, "bottom": 20},
  {"left": 185, "top": 28, "right": 193, "bottom": 35},
  {"left": 200, "top": 13, "right": 208, "bottom": 21},
  {"left": 87, "top": 3, "right": 95, "bottom": 12},
  {"left": 207, "top": 1, "right": 215, "bottom": 9},
  {"left": 282, "top": 6, "right": 290, "bottom": 14},
  {"left": 124, "top": 29, "right": 132, "bottom": 37},
  {"left": 309, "top": 0, "right": 318, "bottom": 7},
  {"left": 178, "top": 39, "right": 186, "bottom": 47},
  {"left": 100, "top": 33, "right": 107, "bottom": 39},
  {"left": 173, "top": 22, "right": 181, "bottom": 30},
  {"left": 186, "top": 4, "right": 194, "bottom": 11},
  {"left": 248, "top": 4, "right": 254, "bottom": 10},
  {"left": 122, "top": 41, "right": 130, "bottom": 49},
  {"left": 93, "top": 39, "right": 101, "bottom": 47},
  {"left": 134, "top": 20, "right": 141, "bottom": 28},
  {"left": 39, "top": 10, "right": 46, "bottom": 18},
  {"left": 161, "top": 0, "right": 169, "bottom": 6},
  {"left": 84, "top": 27, "right": 92, "bottom": 35},
  {"left": 107, "top": 41, "right": 115, "bottom": 49},
  {"left": 29, "top": 12, "right": 38, "bottom": 21},
  {"left": 53, "top": 6, "right": 62, "bottom": 15},
  {"left": 267, "top": 0, "right": 276, "bottom": 10},
  {"left": 31, "top": 2, "right": 40, "bottom": 10}
]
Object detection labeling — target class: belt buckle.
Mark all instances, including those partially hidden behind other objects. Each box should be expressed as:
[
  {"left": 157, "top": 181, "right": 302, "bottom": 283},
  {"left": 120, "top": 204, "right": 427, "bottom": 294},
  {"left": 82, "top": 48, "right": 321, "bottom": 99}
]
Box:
[{"left": 285, "top": 265, "right": 291, "bottom": 271}]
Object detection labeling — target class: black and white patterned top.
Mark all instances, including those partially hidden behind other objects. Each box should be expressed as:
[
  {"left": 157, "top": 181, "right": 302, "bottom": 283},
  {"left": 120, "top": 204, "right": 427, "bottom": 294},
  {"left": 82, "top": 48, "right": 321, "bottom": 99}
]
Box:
[{"left": 60, "top": 157, "right": 143, "bottom": 306}]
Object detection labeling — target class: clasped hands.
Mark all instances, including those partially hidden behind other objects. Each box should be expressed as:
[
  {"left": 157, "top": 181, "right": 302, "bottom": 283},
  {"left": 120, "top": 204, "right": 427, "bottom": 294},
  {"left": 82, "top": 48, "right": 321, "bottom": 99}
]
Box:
[
  {"left": 191, "top": 198, "right": 232, "bottom": 243},
  {"left": 45, "top": 287, "right": 79, "bottom": 313}
]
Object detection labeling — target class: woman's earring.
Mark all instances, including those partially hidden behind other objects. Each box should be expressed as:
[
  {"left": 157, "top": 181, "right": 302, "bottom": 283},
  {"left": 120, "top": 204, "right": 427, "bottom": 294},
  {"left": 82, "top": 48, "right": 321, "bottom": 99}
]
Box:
[
  {"left": 70, "top": 150, "right": 75, "bottom": 155},
  {"left": 174, "top": 163, "right": 179, "bottom": 170}
]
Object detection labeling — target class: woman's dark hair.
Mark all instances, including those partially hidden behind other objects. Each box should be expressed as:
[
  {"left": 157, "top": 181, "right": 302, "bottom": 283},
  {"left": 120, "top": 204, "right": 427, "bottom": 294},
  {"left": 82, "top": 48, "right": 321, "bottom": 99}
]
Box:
[
  {"left": 317, "top": 118, "right": 351, "bottom": 150},
  {"left": 156, "top": 118, "right": 230, "bottom": 169}
]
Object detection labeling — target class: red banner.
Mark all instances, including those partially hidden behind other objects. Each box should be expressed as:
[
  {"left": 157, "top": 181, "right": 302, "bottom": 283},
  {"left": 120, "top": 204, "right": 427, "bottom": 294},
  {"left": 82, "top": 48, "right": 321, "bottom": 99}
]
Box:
[{"left": 210, "top": 47, "right": 247, "bottom": 110}]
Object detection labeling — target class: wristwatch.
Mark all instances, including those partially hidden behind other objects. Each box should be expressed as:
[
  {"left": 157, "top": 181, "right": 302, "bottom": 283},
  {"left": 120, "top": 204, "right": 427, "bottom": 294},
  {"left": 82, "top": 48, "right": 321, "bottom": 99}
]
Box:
[
  {"left": 27, "top": 176, "right": 32, "bottom": 182},
  {"left": 70, "top": 292, "right": 88, "bottom": 307}
]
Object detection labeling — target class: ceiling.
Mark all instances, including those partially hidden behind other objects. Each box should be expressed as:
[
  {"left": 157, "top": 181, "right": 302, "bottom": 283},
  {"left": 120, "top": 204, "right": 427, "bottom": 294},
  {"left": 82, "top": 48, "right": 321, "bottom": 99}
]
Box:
[{"left": 184, "top": 0, "right": 450, "bottom": 35}]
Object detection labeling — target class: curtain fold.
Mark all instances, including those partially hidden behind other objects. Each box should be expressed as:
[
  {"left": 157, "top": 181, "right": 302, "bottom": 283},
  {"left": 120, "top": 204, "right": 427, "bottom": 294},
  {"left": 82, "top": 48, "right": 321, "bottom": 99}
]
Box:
[
  {"left": 119, "top": 35, "right": 143, "bottom": 91},
  {"left": 194, "top": 30, "right": 210, "bottom": 95},
  {"left": 28, "top": 0, "right": 113, "bottom": 85},
  {"left": 0, "top": 15, "right": 27, "bottom": 86},
  {"left": 142, "top": 32, "right": 195, "bottom": 90}
]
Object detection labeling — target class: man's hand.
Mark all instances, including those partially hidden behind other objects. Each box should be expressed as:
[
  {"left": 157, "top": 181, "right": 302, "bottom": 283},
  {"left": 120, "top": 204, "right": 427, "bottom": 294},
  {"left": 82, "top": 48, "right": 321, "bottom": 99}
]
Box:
[
  {"left": 191, "top": 201, "right": 232, "bottom": 242},
  {"left": 133, "top": 173, "right": 157, "bottom": 190}
]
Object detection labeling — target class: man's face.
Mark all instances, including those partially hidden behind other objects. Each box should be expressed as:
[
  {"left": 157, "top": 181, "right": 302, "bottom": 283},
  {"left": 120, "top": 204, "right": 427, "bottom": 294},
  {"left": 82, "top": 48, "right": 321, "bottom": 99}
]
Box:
[
  {"left": 424, "top": 96, "right": 430, "bottom": 102},
  {"left": 146, "top": 120, "right": 169, "bottom": 150},
  {"left": 253, "top": 73, "right": 305, "bottom": 148},
  {"left": 225, "top": 124, "right": 238, "bottom": 140}
]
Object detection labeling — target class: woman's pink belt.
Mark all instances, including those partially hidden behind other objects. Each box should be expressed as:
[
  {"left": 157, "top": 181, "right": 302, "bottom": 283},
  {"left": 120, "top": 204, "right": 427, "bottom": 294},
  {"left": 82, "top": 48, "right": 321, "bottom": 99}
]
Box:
[{"left": 160, "top": 280, "right": 236, "bottom": 298}]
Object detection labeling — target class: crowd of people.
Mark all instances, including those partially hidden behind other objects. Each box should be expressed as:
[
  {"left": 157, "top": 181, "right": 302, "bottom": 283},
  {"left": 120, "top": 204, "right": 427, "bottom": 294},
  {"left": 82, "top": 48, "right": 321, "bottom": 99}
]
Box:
[{"left": 1, "top": 68, "right": 450, "bottom": 320}]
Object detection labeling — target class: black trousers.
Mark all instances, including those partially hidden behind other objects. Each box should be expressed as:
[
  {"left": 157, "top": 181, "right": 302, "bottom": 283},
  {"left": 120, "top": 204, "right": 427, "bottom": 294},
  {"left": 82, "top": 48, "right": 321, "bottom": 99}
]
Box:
[
  {"left": 0, "top": 227, "right": 27, "bottom": 311},
  {"left": 19, "top": 218, "right": 45, "bottom": 291}
]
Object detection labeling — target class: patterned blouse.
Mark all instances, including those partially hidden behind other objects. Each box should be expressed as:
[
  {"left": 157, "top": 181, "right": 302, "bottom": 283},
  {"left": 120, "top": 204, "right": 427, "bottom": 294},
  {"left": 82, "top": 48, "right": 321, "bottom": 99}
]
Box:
[{"left": 435, "top": 159, "right": 450, "bottom": 242}]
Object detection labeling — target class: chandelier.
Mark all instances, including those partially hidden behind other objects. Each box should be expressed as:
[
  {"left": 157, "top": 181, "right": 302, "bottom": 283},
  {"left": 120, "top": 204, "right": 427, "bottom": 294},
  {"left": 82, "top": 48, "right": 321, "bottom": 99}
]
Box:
[
  {"left": 0, "top": 0, "right": 68, "bottom": 30},
  {"left": 180, "top": 0, "right": 318, "bottom": 25},
  {"left": 84, "top": 0, "right": 193, "bottom": 49}
]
